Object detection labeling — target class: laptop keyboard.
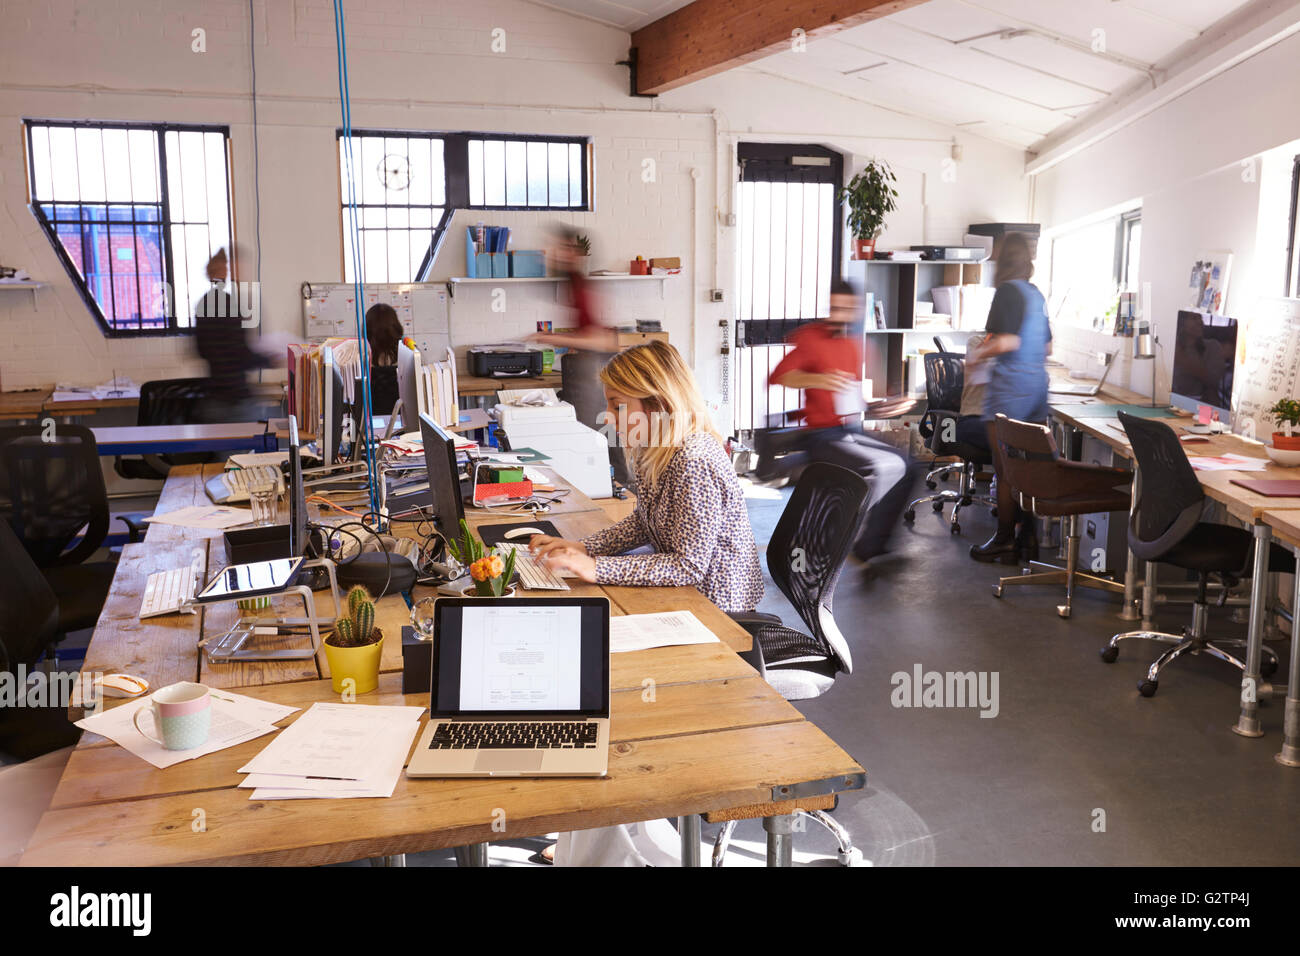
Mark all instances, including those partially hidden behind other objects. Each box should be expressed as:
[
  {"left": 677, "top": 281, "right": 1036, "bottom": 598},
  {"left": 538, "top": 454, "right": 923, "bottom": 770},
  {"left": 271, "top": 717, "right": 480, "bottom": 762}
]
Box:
[{"left": 427, "top": 721, "right": 599, "bottom": 750}]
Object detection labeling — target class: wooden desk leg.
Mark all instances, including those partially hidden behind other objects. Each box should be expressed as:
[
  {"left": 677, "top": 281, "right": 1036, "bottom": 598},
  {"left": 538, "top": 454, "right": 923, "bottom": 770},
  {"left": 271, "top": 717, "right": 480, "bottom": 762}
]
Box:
[
  {"left": 763, "top": 814, "right": 795, "bottom": 867},
  {"left": 454, "top": 844, "right": 489, "bottom": 867},
  {"left": 679, "top": 815, "right": 701, "bottom": 867},
  {"left": 1233, "top": 523, "right": 1272, "bottom": 738},
  {"left": 1277, "top": 547, "right": 1300, "bottom": 767}
]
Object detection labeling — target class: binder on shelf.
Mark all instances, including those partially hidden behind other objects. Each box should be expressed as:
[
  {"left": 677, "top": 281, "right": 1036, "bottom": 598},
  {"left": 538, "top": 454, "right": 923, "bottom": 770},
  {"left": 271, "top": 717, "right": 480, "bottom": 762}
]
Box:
[{"left": 286, "top": 338, "right": 362, "bottom": 439}]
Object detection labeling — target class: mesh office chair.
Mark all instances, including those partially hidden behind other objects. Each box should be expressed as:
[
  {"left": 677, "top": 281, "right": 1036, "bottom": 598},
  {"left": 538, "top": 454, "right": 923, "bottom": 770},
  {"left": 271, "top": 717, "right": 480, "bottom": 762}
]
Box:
[
  {"left": 1100, "top": 412, "right": 1289, "bottom": 696},
  {"left": 0, "top": 424, "right": 117, "bottom": 635},
  {"left": 903, "top": 350, "right": 995, "bottom": 535},
  {"left": 718, "top": 462, "right": 872, "bottom": 866},
  {"left": 0, "top": 520, "right": 82, "bottom": 760},
  {"left": 990, "top": 414, "right": 1133, "bottom": 618}
]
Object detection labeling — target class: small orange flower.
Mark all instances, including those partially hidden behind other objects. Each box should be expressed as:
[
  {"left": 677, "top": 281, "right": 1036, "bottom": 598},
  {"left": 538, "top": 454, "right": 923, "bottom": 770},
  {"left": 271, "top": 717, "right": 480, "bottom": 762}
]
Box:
[
  {"left": 470, "top": 558, "right": 490, "bottom": 582},
  {"left": 488, "top": 554, "right": 504, "bottom": 577}
]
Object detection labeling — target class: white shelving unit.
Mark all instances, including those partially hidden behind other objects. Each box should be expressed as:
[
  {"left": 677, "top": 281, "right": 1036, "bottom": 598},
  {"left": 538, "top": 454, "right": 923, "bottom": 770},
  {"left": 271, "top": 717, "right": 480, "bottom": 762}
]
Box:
[
  {"left": 445, "top": 273, "right": 672, "bottom": 300},
  {"left": 0, "top": 281, "right": 49, "bottom": 310}
]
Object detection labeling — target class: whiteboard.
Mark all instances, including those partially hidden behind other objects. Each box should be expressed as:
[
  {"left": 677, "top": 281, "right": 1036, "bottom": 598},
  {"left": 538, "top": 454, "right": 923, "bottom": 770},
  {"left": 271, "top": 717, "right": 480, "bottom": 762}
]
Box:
[
  {"left": 1230, "top": 296, "right": 1300, "bottom": 435},
  {"left": 300, "top": 282, "right": 450, "bottom": 357}
]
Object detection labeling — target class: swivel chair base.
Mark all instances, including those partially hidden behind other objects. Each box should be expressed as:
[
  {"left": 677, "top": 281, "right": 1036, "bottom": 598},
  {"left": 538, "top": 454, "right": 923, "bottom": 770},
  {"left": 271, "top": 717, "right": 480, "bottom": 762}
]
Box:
[
  {"left": 1101, "top": 600, "right": 1279, "bottom": 697},
  {"left": 990, "top": 514, "right": 1124, "bottom": 618},
  {"left": 904, "top": 459, "right": 996, "bottom": 536},
  {"left": 711, "top": 810, "right": 867, "bottom": 867}
]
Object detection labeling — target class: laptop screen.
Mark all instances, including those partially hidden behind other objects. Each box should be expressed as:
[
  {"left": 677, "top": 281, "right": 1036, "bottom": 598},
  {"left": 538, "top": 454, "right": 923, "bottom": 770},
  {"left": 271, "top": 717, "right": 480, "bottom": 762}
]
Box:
[{"left": 431, "top": 597, "right": 609, "bottom": 718}]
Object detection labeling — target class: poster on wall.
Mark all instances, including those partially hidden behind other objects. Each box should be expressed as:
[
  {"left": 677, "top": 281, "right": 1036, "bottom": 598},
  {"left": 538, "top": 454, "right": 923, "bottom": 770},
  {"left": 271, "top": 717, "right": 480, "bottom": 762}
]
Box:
[{"left": 1188, "top": 251, "right": 1233, "bottom": 313}]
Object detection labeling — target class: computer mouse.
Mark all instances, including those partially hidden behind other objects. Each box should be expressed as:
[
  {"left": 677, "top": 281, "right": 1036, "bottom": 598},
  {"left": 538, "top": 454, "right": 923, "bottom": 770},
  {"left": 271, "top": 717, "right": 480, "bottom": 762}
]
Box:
[
  {"left": 96, "top": 673, "right": 151, "bottom": 698},
  {"left": 503, "top": 527, "right": 544, "bottom": 540}
]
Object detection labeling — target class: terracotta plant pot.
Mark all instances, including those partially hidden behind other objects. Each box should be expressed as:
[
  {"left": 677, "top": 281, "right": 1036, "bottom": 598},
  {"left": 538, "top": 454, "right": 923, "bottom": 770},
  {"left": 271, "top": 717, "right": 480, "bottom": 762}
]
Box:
[
  {"left": 1272, "top": 432, "right": 1300, "bottom": 451},
  {"left": 853, "top": 238, "right": 877, "bottom": 260},
  {"left": 323, "top": 628, "right": 384, "bottom": 695}
]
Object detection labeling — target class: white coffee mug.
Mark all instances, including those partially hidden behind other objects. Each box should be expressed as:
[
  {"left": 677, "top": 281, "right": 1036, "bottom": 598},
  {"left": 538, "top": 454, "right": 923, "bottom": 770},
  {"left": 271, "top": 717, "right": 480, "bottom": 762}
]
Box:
[{"left": 133, "top": 682, "right": 212, "bottom": 750}]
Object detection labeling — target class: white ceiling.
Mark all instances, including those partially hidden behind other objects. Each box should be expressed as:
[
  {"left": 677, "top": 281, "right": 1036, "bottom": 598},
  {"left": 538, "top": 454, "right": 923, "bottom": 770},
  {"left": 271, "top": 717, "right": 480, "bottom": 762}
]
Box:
[{"left": 528, "top": 0, "right": 1261, "bottom": 151}]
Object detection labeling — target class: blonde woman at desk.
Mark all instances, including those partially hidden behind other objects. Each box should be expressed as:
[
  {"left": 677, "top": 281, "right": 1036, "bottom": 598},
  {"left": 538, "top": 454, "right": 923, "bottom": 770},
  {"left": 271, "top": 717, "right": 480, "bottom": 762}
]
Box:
[{"left": 528, "top": 340, "right": 764, "bottom": 866}]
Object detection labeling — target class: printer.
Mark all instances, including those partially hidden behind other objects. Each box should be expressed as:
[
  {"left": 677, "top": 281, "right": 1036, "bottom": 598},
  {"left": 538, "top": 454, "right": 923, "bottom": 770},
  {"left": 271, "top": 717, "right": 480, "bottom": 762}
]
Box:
[
  {"left": 494, "top": 388, "right": 612, "bottom": 499},
  {"left": 467, "top": 344, "right": 544, "bottom": 378}
]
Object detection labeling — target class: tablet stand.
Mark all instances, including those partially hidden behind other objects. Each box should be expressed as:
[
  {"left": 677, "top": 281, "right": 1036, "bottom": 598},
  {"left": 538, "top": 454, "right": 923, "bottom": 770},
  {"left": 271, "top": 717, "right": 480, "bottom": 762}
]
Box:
[{"left": 203, "top": 558, "right": 342, "bottom": 662}]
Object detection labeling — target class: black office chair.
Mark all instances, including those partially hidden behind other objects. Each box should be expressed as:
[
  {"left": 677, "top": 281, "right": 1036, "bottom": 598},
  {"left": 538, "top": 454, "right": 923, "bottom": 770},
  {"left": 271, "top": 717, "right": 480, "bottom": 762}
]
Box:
[
  {"left": 0, "top": 520, "right": 82, "bottom": 760},
  {"left": 903, "top": 351, "right": 995, "bottom": 535},
  {"left": 715, "top": 463, "right": 871, "bottom": 867},
  {"left": 729, "top": 462, "right": 871, "bottom": 699},
  {"left": 0, "top": 424, "right": 118, "bottom": 635},
  {"left": 1100, "top": 412, "right": 1290, "bottom": 696}
]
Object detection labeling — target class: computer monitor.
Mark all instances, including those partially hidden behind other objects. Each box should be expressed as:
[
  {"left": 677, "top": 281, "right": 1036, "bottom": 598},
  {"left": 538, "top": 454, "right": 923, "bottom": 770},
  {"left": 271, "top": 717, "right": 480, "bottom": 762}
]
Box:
[
  {"left": 287, "top": 415, "right": 308, "bottom": 557},
  {"left": 1170, "top": 310, "right": 1238, "bottom": 421},
  {"left": 397, "top": 340, "right": 423, "bottom": 433},
  {"left": 419, "top": 411, "right": 465, "bottom": 538},
  {"left": 321, "top": 346, "right": 346, "bottom": 464}
]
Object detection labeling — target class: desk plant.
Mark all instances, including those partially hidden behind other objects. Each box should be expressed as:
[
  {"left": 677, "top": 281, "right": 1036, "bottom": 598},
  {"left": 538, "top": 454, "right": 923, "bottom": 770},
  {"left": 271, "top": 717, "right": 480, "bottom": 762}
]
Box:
[
  {"left": 324, "top": 585, "right": 384, "bottom": 694},
  {"left": 448, "top": 518, "right": 518, "bottom": 597},
  {"left": 841, "top": 159, "right": 898, "bottom": 260},
  {"left": 1268, "top": 398, "right": 1300, "bottom": 451}
]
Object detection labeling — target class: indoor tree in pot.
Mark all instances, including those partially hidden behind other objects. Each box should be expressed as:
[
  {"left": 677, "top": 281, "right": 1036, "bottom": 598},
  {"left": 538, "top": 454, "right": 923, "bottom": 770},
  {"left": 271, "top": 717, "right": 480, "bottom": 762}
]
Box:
[
  {"left": 447, "top": 519, "right": 519, "bottom": 597},
  {"left": 840, "top": 159, "right": 898, "bottom": 260},
  {"left": 323, "top": 586, "right": 385, "bottom": 695}
]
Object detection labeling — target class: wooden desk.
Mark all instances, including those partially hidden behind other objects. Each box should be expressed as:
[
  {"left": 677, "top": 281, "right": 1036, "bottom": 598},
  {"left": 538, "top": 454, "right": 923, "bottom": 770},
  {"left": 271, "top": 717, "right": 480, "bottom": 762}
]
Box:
[
  {"left": 91, "top": 423, "right": 276, "bottom": 456},
  {"left": 0, "top": 388, "right": 51, "bottom": 421},
  {"left": 38, "top": 461, "right": 854, "bottom": 866},
  {"left": 1049, "top": 386, "right": 1299, "bottom": 739},
  {"left": 458, "top": 372, "right": 561, "bottom": 398}
]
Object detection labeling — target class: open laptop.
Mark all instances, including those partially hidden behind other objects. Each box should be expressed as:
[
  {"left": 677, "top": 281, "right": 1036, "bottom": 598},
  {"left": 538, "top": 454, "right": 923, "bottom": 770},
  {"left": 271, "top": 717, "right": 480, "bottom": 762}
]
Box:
[
  {"left": 1049, "top": 352, "right": 1116, "bottom": 396},
  {"left": 406, "top": 596, "right": 610, "bottom": 778}
]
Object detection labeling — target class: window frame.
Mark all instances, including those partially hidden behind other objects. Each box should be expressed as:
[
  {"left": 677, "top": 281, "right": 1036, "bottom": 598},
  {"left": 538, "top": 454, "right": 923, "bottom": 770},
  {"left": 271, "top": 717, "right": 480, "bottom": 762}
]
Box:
[
  {"left": 24, "top": 118, "right": 234, "bottom": 338},
  {"left": 1286, "top": 153, "right": 1299, "bottom": 298},
  {"left": 337, "top": 129, "right": 592, "bottom": 283},
  {"left": 1046, "top": 206, "right": 1142, "bottom": 331}
]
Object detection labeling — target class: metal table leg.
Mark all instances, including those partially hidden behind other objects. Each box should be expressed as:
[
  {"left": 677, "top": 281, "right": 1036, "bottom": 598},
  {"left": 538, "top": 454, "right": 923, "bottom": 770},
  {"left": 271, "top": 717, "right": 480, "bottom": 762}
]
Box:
[
  {"left": 763, "top": 814, "right": 795, "bottom": 867},
  {"left": 1120, "top": 457, "right": 1142, "bottom": 621},
  {"left": 1141, "top": 561, "right": 1157, "bottom": 631},
  {"left": 1278, "top": 548, "right": 1300, "bottom": 766},
  {"left": 373, "top": 854, "right": 406, "bottom": 867},
  {"left": 454, "top": 843, "right": 489, "bottom": 867},
  {"left": 679, "top": 815, "right": 701, "bottom": 867},
  {"left": 1233, "top": 523, "right": 1272, "bottom": 738}
]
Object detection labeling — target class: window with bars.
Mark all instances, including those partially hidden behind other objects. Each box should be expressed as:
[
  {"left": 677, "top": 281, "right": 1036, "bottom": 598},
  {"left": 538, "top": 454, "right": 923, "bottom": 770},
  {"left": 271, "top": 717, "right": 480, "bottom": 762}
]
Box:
[
  {"left": 25, "top": 121, "right": 233, "bottom": 336},
  {"left": 338, "top": 131, "right": 590, "bottom": 283},
  {"left": 733, "top": 143, "right": 843, "bottom": 432}
]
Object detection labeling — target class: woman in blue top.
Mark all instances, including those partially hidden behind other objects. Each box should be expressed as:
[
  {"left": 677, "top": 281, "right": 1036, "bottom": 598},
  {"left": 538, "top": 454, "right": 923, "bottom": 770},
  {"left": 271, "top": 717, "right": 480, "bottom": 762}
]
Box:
[{"left": 961, "top": 232, "right": 1052, "bottom": 563}]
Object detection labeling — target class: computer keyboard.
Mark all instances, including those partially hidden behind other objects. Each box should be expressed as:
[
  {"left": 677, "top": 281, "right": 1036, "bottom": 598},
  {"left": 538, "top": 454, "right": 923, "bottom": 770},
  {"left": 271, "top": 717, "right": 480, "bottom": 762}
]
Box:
[
  {"left": 140, "top": 548, "right": 206, "bottom": 619},
  {"left": 205, "top": 464, "right": 284, "bottom": 504},
  {"left": 426, "top": 721, "right": 598, "bottom": 750},
  {"left": 500, "top": 543, "right": 569, "bottom": 591}
]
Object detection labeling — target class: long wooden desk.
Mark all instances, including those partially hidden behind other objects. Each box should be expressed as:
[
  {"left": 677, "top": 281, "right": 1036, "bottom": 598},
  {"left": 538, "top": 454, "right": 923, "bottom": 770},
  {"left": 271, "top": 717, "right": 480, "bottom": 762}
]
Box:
[
  {"left": 27, "top": 463, "right": 862, "bottom": 866},
  {"left": 1048, "top": 377, "right": 1300, "bottom": 740},
  {"left": 92, "top": 423, "right": 277, "bottom": 456}
]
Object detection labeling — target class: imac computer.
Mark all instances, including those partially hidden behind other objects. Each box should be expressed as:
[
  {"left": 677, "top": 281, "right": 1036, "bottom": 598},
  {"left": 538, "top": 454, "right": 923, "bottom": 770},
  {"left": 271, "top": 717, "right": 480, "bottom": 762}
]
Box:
[{"left": 1170, "top": 310, "right": 1238, "bottom": 423}]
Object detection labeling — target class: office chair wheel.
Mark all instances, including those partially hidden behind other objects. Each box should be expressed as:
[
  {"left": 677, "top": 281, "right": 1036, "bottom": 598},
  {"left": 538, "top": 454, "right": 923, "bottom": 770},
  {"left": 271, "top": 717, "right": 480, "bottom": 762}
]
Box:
[
  {"left": 960, "top": 496, "right": 972, "bottom": 507},
  {"left": 1262, "top": 656, "right": 1279, "bottom": 677},
  {"left": 950, "top": 523, "right": 961, "bottom": 535},
  {"left": 903, "top": 509, "right": 915, "bottom": 523},
  {"left": 1138, "top": 679, "right": 1158, "bottom": 698},
  {"left": 926, "top": 480, "right": 937, "bottom": 490},
  {"left": 1099, "top": 646, "right": 1119, "bottom": 663},
  {"left": 992, "top": 584, "right": 1003, "bottom": 598},
  {"left": 932, "top": 501, "right": 944, "bottom": 512}
]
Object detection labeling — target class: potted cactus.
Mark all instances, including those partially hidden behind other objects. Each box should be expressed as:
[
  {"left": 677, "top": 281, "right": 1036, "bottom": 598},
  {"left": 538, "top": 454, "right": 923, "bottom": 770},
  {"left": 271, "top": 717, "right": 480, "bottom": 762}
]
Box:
[
  {"left": 323, "top": 585, "right": 385, "bottom": 694},
  {"left": 840, "top": 159, "right": 898, "bottom": 260},
  {"left": 447, "top": 519, "right": 518, "bottom": 597}
]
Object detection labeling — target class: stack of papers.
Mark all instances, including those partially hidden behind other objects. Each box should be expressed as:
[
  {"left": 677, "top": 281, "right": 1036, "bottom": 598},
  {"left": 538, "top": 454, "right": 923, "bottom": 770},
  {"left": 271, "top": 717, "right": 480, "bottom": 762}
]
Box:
[
  {"left": 237, "top": 702, "right": 423, "bottom": 799},
  {"left": 75, "top": 687, "right": 298, "bottom": 769},
  {"left": 142, "top": 504, "right": 253, "bottom": 530},
  {"left": 611, "top": 610, "right": 721, "bottom": 654},
  {"left": 1187, "top": 453, "right": 1269, "bottom": 472}
]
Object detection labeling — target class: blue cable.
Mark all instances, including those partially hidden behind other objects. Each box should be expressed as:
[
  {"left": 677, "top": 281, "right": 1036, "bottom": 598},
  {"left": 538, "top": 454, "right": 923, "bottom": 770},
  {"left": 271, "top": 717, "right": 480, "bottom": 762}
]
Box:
[{"left": 333, "top": 0, "right": 380, "bottom": 517}]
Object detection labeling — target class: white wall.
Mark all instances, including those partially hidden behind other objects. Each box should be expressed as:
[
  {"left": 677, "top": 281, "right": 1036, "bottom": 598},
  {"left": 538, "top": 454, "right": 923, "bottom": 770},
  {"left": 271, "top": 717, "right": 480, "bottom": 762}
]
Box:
[
  {"left": 1032, "top": 27, "right": 1300, "bottom": 400},
  {"left": 0, "top": 0, "right": 1029, "bottom": 430}
]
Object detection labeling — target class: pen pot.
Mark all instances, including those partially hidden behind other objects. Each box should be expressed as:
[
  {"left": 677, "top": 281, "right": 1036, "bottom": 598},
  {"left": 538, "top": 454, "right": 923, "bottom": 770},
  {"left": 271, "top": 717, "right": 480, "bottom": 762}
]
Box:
[{"left": 323, "top": 630, "right": 384, "bottom": 695}]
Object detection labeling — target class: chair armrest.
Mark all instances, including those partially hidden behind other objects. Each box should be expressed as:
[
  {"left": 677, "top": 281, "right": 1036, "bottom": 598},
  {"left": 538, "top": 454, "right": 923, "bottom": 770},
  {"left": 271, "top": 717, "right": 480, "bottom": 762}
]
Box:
[
  {"left": 920, "top": 408, "right": 958, "bottom": 441},
  {"left": 725, "top": 612, "right": 774, "bottom": 678},
  {"left": 116, "top": 514, "right": 150, "bottom": 544}
]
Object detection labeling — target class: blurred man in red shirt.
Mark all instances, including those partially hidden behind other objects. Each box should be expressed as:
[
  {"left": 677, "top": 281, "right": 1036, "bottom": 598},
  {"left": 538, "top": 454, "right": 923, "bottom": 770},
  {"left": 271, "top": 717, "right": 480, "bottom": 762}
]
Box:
[{"left": 769, "top": 279, "right": 913, "bottom": 564}]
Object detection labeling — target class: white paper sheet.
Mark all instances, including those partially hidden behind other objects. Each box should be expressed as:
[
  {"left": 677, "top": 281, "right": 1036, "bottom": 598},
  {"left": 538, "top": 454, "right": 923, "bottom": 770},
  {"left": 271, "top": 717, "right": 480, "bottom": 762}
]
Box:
[
  {"left": 237, "top": 702, "right": 423, "bottom": 780},
  {"left": 228, "top": 451, "right": 289, "bottom": 469},
  {"left": 610, "top": 610, "right": 721, "bottom": 654},
  {"left": 1187, "top": 453, "right": 1269, "bottom": 472},
  {"left": 142, "top": 505, "right": 254, "bottom": 530}
]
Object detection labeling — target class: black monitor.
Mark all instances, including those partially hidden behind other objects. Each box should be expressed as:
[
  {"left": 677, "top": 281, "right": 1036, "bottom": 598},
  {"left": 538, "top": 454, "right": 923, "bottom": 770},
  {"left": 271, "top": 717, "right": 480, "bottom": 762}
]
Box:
[
  {"left": 287, "top": 415, "right": 308, "bottom": 557},
  {"left": 1170, "top": 310, "right": 1237, "bottom": 421},
  {"left": 419, "top": 411, "right": 465, "bottom": 538}
]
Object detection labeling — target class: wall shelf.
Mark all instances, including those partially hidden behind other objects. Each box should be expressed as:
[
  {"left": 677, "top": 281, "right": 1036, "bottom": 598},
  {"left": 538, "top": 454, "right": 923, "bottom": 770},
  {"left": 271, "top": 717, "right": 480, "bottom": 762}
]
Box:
[
  {"left": 0, "top": 281, "right": 49, "bottom": 310},
  {"left": 445, "top": 273, "right": 672, "bottom": 300}
]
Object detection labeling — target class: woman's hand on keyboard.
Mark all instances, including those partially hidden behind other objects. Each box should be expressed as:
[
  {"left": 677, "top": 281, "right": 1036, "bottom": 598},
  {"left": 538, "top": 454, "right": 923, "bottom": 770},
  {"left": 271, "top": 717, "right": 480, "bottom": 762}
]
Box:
[
  {"left": 537, "top": 546, "right": 596, "bottom": 583},
  {"left": 528, "top": 535, "right": 588, "bottom": 559}
]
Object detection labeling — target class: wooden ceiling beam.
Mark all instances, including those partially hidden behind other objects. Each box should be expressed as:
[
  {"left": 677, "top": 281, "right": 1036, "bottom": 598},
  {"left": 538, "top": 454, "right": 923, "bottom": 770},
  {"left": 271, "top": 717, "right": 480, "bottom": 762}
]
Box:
[{"left": 630, "top": 0, "right": 929, "bottom": 95}]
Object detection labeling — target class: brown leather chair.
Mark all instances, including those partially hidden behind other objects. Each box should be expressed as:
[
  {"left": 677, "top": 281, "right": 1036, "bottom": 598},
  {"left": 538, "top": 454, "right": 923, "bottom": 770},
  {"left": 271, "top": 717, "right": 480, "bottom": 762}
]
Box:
[{"left": 990, "top": 414, "right": 1134, "bottom": 618}]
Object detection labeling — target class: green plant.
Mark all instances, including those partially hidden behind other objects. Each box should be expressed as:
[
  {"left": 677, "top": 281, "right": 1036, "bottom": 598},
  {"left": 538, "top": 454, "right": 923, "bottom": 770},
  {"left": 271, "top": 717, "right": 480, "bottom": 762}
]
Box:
[
  {"left": 330, "top": 585, "right": 381, "bottom": 647},
  {"left": 446, "top": 518, "right": 518, "bottom": 596},
  {"left": 574, "top": 234, "right": 592, "bottom": 256},
  {"left": 840, "top": 159, "right": 899, "bottom": 241},
  {"left": 1268, "top": 398, "right": 1300, "bottom": 431}
]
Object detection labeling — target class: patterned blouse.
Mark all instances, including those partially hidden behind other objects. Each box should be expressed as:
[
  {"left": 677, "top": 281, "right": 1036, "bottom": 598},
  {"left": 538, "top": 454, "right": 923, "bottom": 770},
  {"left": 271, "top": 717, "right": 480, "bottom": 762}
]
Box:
[{"left": 580, "top": 433, "right": 764, "bottom": 613}]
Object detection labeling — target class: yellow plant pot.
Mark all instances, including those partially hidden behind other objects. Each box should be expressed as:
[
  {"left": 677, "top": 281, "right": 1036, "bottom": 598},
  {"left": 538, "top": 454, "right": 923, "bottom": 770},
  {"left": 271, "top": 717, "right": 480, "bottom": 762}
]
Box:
[{"left": 323, "top": 629, "right": 384, "bottom": 695}]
